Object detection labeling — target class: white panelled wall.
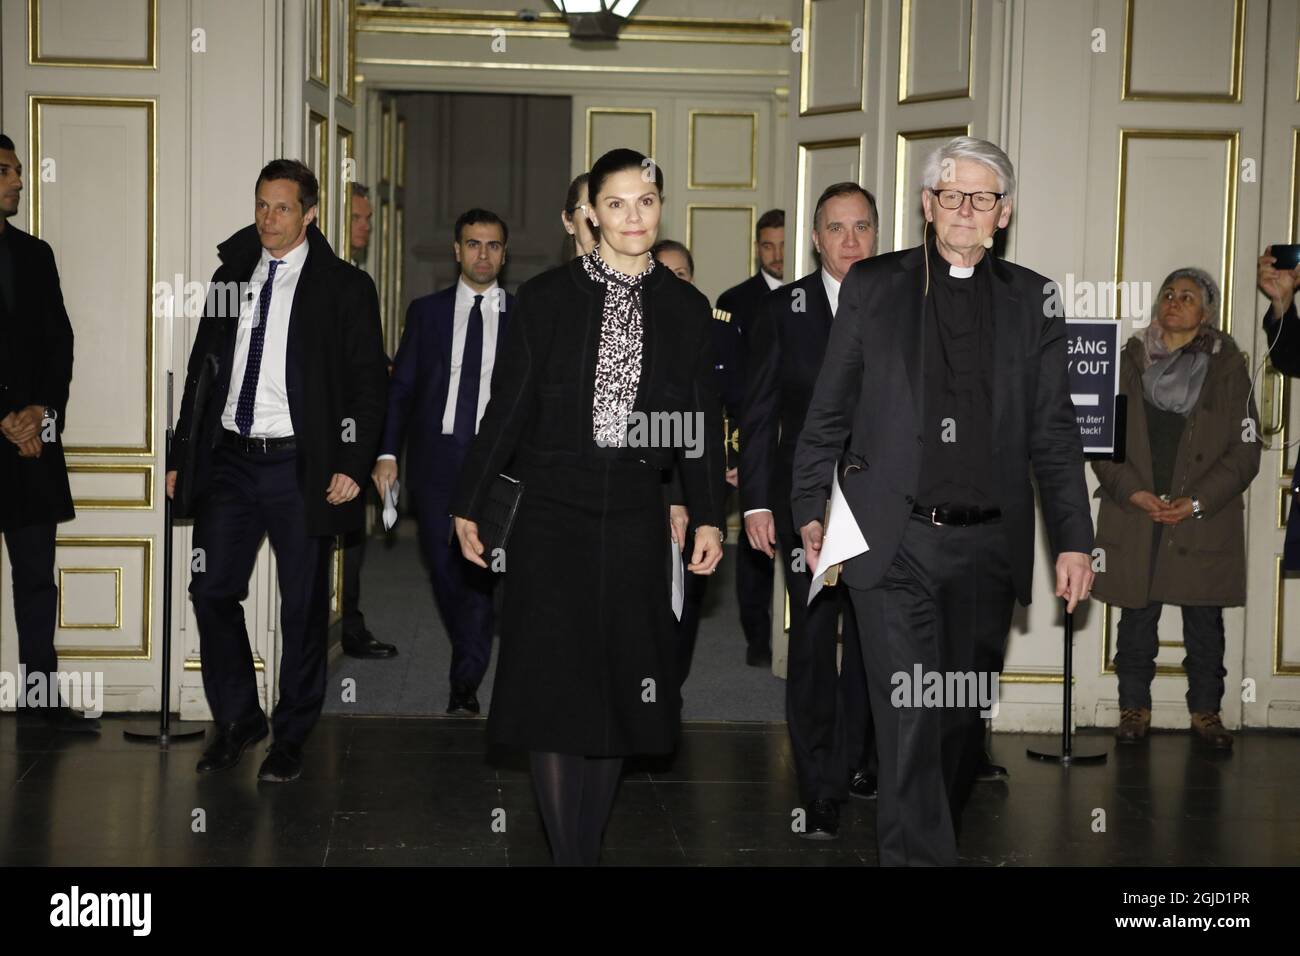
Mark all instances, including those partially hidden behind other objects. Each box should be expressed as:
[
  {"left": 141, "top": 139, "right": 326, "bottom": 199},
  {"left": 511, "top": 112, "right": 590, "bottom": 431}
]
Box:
[{"left": 2, "top": 0, "right": 1296, "bottom": 731}]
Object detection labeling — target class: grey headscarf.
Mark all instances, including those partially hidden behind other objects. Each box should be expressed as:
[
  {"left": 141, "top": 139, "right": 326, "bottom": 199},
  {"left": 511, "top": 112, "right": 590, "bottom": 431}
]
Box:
[{"left": 1140, "top": 267, "right": 1222, "bottom": 415}]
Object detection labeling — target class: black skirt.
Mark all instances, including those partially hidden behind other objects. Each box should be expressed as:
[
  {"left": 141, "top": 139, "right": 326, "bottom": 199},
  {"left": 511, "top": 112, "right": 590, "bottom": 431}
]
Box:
[{"left": 487, "top": 459, "right": 682, "bottom": 756}]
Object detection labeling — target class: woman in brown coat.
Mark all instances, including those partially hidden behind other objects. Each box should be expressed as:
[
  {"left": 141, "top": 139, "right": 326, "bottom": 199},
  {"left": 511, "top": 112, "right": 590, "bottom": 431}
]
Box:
[{"left": 1091, "top": 267, "right": 1260, "bottom": 750}]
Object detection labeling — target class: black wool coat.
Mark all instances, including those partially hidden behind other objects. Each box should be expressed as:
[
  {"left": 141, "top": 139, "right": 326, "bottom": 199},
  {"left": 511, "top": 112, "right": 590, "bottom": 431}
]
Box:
[{"left": 0, "top": 224, "right": 75, "bottom": 531}]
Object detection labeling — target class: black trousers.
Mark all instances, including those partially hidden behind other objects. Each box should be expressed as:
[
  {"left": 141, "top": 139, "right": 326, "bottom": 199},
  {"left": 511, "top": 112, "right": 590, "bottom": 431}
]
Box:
[
  {"left": 1115, "top": 603, "right": 1227, "bottom": 714},
  {"left": 779, "top": 528, "right": 871, "bottom": 805},
  {"left": 848, "top": 514, "right": 1015, "bottom": 866},
  {"left": 340, "top": 524, "right": 367, "bottom": 638},
  {"left": 735, "top": 523, "right": 774, "bottom": 651},
  {"left": 3, "top": 522, "right": 59, "bottom": 677},
  {"left": 416, "top": 436, "right": 495, "bottom": 691},
  {"left": 189, "top": 445, "right": 332, "bottom": 744}
]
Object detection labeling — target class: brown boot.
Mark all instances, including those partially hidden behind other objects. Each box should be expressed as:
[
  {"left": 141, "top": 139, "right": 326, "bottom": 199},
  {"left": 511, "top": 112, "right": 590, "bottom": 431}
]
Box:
[
  {"left": 1190, "top": 711, "right": 1234, "bottom": 750},
  {"left": 1116, "top": 707, "right": 1151, "bottom": 743}
]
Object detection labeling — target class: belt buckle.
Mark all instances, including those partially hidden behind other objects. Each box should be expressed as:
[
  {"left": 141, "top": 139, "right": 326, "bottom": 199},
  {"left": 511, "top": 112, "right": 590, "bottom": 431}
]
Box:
[{"left": 929, "top": 507, "right": 944, "bottom": 527}]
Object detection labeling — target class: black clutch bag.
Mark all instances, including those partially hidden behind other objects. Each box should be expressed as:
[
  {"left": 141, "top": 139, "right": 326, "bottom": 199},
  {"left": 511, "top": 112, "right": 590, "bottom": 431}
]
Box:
[{"left": 474, "top": 473, "right": 524, "bottom": 557}]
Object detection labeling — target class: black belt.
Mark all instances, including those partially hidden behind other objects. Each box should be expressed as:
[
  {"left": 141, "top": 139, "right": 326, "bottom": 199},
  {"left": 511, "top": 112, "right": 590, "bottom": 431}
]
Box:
[
  {"left": 220, "top": 429, "right": 296, "bottom": 454},
  {"left": 912, "top": 503, "right": 1001, "bottom": 526}
]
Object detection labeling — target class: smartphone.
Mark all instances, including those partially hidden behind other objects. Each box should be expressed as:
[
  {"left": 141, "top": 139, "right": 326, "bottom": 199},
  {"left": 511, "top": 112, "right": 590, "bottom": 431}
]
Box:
[{"left": 1271, "top": 243, "right": 1300, "bottom": 270}]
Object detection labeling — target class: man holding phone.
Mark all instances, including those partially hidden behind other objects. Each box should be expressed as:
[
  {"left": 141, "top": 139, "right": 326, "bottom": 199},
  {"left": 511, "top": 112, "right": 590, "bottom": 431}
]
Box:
[
  {"left": 1259, "top": 245, "right": 1300, "bottom": 571},
  {"left": 1259, "top": 244, "right": 1300, "bottom": 373}
]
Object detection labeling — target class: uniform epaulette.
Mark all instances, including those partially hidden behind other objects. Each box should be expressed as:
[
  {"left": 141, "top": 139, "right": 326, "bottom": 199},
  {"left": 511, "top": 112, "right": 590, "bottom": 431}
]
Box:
[{"left": 712, "top": 308, "right": 732, "bottom": 323}]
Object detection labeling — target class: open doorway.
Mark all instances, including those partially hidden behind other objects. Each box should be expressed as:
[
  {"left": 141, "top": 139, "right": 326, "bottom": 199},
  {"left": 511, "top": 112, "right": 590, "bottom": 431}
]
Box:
[{"left": 325, "top": 88, "right": 782, "bottom": 724}]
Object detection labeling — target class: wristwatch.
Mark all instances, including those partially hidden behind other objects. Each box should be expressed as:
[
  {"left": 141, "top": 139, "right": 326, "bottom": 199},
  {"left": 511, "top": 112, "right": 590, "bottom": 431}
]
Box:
[
  {"left": 42, "top": 406, "right": 56, "bottom": 423},
  {"left": 1191, "top": 496, "right": 1204, "bottom": 520}
]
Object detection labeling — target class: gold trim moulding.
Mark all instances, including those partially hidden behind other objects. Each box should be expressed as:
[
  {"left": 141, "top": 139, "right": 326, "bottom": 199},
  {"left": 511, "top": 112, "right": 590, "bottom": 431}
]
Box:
[
  {"left": 184, "top": 658, "right": 265, "bottom": 672},
  {"left": 29, "top": 94, "right": 157, "bottom": 458},
  {"left": 28, "top": 0, "right": 158, "bottom": 69},
  {"left": 53, "top": 536, "right": 153, "bottom": 660},
  {"left": 685, "top": 203, "right": 756, "bottom": 277},
  {"left": 897, "top": 0, "right": 973, "bottom": 105},
  {"left": 1113, "top": 129, "right": 1238, "bottom": 337},
  {"left": 1275, "top": 555, "right": 1300, "bottom": 675},
  {"left": 687, "top": 110, "right": 759, "bottom": 191},
  {"left": 356, "top": 57, "right": 786, "bottom": 79},
  {"left": 1121, "top": 0, "right": 1244, "bottom": 103},
  {"left": 357, "top": 5, "right": 791, "bottom": 43},
  {"left": 67, "top": 463, "right": 154, "bottom": 510},
  {"left": 57, "top": 567, "right": 123, "bottom": 630},
  {"left": 585, "top": 107, "right": 657, "bottom": 171},
  {"left": 799, "top": 0, "right": 869, "bottom": 117}
]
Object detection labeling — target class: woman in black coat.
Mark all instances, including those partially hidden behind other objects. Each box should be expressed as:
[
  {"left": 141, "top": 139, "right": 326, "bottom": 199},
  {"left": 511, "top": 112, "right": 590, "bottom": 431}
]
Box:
[{"left": 452, "top": 149, "right": 725, "bottom": 865}]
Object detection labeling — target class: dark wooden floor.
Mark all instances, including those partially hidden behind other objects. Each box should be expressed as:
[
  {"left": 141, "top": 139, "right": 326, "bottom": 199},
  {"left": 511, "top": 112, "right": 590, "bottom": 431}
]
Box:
[{"left": 1, "top": 714, "right": 1297, "bottom": 866}]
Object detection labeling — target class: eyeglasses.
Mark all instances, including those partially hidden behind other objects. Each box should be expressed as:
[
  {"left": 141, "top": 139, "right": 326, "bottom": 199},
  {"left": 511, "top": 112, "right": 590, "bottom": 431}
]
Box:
[{"left": 929, "top": 188, "right": 1004, "bottom": 212}]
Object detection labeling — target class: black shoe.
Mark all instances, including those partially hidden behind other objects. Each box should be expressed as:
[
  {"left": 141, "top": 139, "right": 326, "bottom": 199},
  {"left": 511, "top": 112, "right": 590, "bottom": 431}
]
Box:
[
  {"left": 257, "top": 742, "right": 304, "bottom": 783},
  {"left": 341, "top": 630, "right": 398, "bottom": 659},
  {"left": 25, "top": 706, "right": 102, "bottom": 734},
  {"left": 849, "top": 768, "right": 877, "bottom": 800},
  {"left": 975, "top": 752, "right": 1009, "bottom": 783},
  {"left": 447, "top": 686, "right": 480, "bottom": 716},
  {"left": 745, "top": 645, "right": 772, "bottom": 668},
  {"left": 802, "top": 799, "right": 840, "bottom": 840},
  {"left": 196, "top": 711, "right": 268, "bottom": 774}
]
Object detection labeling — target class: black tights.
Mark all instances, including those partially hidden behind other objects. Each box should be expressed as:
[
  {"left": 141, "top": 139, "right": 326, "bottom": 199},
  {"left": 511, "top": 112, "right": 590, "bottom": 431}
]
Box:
[{"left": 529, "top": 751, "right": 624, "bottom": 866}]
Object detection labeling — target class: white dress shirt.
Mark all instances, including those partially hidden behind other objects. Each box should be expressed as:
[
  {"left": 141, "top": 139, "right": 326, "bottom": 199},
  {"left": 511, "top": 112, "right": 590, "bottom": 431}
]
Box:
[
  {"left": 761, "top": 268, "right": 781, "bottom": 291},
  {"left": 743, "top": 267, "right": 845, "bottom": 520},
  {"left": 441, "top": 277, "right": 502, "bottom": 435},
  {"left": 376, "top": 277, "right": 502, "bottom": 463},
  {"left": 220, "top": 239, "right": 309, "bottom": 438},
  {"left": 820, "top": 267, "right": 843, "bottom": 318}
]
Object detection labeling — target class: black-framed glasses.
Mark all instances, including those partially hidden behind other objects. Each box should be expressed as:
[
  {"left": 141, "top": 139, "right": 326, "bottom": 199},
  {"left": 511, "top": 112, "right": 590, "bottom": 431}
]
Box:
[{"left": 929, "top": 188, "right": 1004, "bottom": 212}]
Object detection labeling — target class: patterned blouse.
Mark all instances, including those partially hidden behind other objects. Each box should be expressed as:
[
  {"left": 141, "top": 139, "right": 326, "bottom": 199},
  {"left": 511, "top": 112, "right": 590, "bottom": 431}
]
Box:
[{"left": 581, "top": 246, "right": 657, "bottom": 447}]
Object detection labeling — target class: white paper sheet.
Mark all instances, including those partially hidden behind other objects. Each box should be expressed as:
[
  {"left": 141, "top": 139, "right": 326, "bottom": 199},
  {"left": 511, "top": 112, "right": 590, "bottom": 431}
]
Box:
[
  {"left": 671, "top": 536, "right": 685, "bottom": 621},
  {"left": 808, "top": 465, "right": 869, "bottom": 604},
  {"left": 382, "top": 479, "right": 401, "bottom": 531}
]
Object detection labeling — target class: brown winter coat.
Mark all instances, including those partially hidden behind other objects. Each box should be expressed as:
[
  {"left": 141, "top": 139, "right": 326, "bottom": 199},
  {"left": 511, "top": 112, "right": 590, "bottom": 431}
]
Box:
[{"left": 1091, "top": 331, "right": 1260, "bottom": 608}]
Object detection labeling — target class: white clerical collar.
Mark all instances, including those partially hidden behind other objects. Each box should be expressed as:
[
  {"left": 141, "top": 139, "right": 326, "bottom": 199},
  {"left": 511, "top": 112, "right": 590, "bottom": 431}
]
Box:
[
  {"left": 949, "top": 263, "right": 974, "bottom": 279},
  {"left": 760, "top": 269, "right": 781, "bottom": 291}
]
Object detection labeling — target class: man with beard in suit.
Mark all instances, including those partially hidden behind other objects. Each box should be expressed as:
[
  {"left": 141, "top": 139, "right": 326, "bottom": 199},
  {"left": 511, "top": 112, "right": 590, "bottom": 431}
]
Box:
[{"left": 0, "top": 132, "right": 97, "bottom": 732}]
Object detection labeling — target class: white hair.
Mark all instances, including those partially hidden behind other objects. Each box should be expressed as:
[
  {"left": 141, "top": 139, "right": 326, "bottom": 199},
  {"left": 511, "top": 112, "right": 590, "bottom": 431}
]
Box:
[{"left": 921, "top": 136, "right": 1017, "bottom": 201}]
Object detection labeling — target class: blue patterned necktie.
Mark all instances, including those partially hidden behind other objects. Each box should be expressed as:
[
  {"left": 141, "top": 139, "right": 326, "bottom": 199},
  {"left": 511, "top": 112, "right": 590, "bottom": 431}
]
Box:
[
  {"left": 452, "top": 294, "right": 485, "bottom": 443},
  {"left": 234, "top": 258, "right": 280, "bottom": 437}
]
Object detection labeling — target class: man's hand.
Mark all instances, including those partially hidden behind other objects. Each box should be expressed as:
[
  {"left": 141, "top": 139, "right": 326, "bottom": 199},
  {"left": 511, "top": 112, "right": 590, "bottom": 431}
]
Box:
[
  {"left": 669, "top": 504, "right": 689, "bottom": 552},
  {"left": 1153, "top": 496, "right": 1195, "bottom": 525},
  {"left": 16, "top": 436, "right": 42, "bottom": 458},
  {"left": 1258, "top": 247, "right": 1299, "bottom": 319},
  {"left": 372, "top": 458, "right": 397, "bottom": 499},
  {"left": 687, "top": 525, "right": 723, "bottom": 575},
  {"left": 1055, "top": 551, "right": 1094, "bottom": 614},
  {"left": 454, "top": 516, "right": 488, "bottom": 569},
  {"left": 166, "top": 470, "right": 177, "bottom": 499},
  {"left": 325, "top": 473, "right": 360, "bottom": 505},
  {"left": 744, "top": 511, "right": 777, "bottom": 558},
  {"left": 799, "top": 519, "right": 824, "bottom": 574},
  {"left": 1, "top": 405, "right": 44, "bottom": 444},
  {"left": 725, "top": 467, "right": 739, "bottom": 488}
]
